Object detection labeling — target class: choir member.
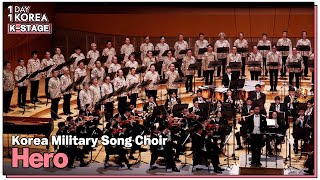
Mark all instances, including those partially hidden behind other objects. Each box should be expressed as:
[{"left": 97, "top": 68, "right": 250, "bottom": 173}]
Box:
[
  {"left": 165, "top": 63, "right": 179, "bottom": 95},
  {"left": 277, "top": 31, "right": 292, "bottom": 77},
  {"left": 120, "top": 37, "right": 135, "bottom": 62},
  {"left": 202, "top": 44, "right": 217, "bottom": 85},
  {"left": 113, "top": 69, "right": 127, "bottom": 116},
  {"left": 296, "top": 31, "right": 312, "bottom": 77},
  {"left": 182, "top": 49, "right": 196, "bottom": 93},
  {"left": 79, "top": 82, "right": 93, "bottom": 111},
  {"left": 108, "top": 56, "right": 121, "bottom": 74},
  {"left": 14, "top": 58, "right": 28, "bottom": 108},
  {"left": 266, "top": 45, "right": 282, "bottom": 91},
  {"left": 125, "top": 54, "right": 138, "bottom": 69},
  {"left": 257, "top": 33, "right": 272, "bottom": 77},
  {"left": 144, "top": 64, "right": 160, "bottom": 102},
  {"left": 101, "top": 76, "right": 114, "bottom": 121},
  {"left": 91, "top": 60, "right": 105, "bottom": 86},
  {"left": 214, "top": 32, "right": 230, "bottom": 78},
  {"left": 126, "top": 67, "right": 139, "bottom": 107},
  {"left": 27, "top": 50, "right": 41, "bottom": 103},
  {"left": 140, "top": 36, "right": 154, "bottom": 60},
  {"left": 41, "top": 51, "right": 54, "bottom": 100},
  {"left": 60, "top": 67, "right": 73, "bottom": 115},
  {"left": 227, "top": 46, "right": 242, "bottom": 78},
  {"left": 70, "top": 46, "right": 85, "bottom": 73},
  {"left": 102, "top": 40, "right": 116, "bottom": 71},
  {"left": 174, "top": 34, "right": 188, "bottom": 60},
  {"left": 162, "top": 50, "right": 176, "bottom": 73},
  {"left": 143, "top": 50, "right": 157, "bottom": 71},
  {"left": 90, "top": 77, "right": 101, "bottom": 110},
  {"left": 155, "top": 36, "right": 170, "bottom": 61},
  {"left": 286, "top": 48, "right": 304, "bottom": 88},
  {"left": 52, "top": 47, "right": 65, "bottom": 74},
  {"left": 87, "top": 42, "right": 100, "bottom": 70},
  {"left": 248, "top": 46, "right": 263, "bottom": 80},
  {"left": 234, "top": 32, "right": 248, "bottom": 76},
  {"left": 48, "top": 69, "right": 62, "bottom": 120},
  {"left": 3, "top": 61, "right": 15, "bottom": 113},
  {"left": 194, "top": 33, "right": 209, "bottom": 77}
]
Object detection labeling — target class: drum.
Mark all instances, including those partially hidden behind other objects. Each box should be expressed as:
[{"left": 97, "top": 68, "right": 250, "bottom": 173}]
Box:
[
  {"left": 215, "top": 87, "right": 228, "bottom": 101},
  {"left": 244, "top": 80, "right": 266, "bottom": 91},
  {"left": 240, "top": 86, "right": 255, "bottom": 100},
  {"left": 198, "top": 86, "right": 212, "bottom": 99}
]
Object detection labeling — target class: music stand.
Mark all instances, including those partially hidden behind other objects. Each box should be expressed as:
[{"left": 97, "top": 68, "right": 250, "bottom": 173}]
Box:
[
  {"left": 98, "top": 56, "right": 108, "bottom": 64},
  {"left": 138, "top": 80, "right": 152, "bottom": 102},
  {"left": 173, "top": 77, "right": 187, "bottom": 99},
  {"left": 67, "top": 57, "right": 77, "bottom": 66},
  {"left": 277, "top": 46, "right": 289, "bottom": 79},
  {"left": 154, "top": 78, "right": 168, "bottom": 104},
  {"left": 121, "top": 67, "right": 130, "bottom": 77},
  {"left": 188, "top": 63, "right": 199, "bottom": 95},
  {"left": 152, "top": 50, "right": 160, "bottom": 56},
  {"left": 179, "top": 50, "right": 187, "bottom": 55},
  {"left": 198, "top": 48, "right": 207, "bottom": 55},
  {"left": 82, "top": 58, "right": 91, "bottom": 66},
  {"left": 237, "top": 47, "right": 248, "bottom": 54},
  {"left": 217, "top": 47, "right": 229, "bottom": 54},
  {"left": 126, "top": 82, "right": 138, "bottom": 92},
  {"left": 114, "top": 86, "right": 127, "bottom": 97},
  {"left": 163, "top": 49, "right": 175, "bottom": 57},
  {"left": 229, "top": 62, "right": 241, "bottom": 73},
  {"left": 296, "top": 45, "right": 310, "bottom": 57},
  {"left": 172, "top": 104, "right": 189, "bottom": 117}
]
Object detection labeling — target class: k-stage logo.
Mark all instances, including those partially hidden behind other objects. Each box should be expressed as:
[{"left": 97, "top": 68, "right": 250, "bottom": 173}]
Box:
[{"left": 7, "top": 5, "right": 52, "bottom": 34}]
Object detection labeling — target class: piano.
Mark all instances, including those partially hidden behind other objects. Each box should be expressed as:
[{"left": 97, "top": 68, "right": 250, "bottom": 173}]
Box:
[{"left": 3, "top": 116, "right": 54, "bottom": 149}]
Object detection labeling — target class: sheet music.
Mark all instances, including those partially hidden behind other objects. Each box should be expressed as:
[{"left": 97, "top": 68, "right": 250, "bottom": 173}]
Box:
[{"left": 266, "top": 118, "right": 276, "bottom": 126}]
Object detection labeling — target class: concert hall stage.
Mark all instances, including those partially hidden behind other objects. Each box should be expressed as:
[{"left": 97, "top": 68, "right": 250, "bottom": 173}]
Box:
[{"left": 239, "top": 154, "right": 284, "bottom": 175}]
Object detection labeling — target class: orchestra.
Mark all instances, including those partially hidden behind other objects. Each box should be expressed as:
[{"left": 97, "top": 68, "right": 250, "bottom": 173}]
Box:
[{"left": 3, "top": 32, "right": 314, "bottom": 174}]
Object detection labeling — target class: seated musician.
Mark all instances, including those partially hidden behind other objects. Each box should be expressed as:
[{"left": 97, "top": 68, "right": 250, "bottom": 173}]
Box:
[
  {"left": 165, "top": 92, "right": 181, "bottom": 111},
  {"left": 304, "top": 142, "right": 314, "bottom": 175},
  {"left": 266, "top": 111, "right": 285, "bottom": 155},
  {"left": 149, "top": 126, "right": 180, "bottom": 172},
  {"left": 113, "top": 127, "right": 133, "bottom": 169},
  {"left": 68, "top": 124, "right": 89, "bottom": 168},
  {"left": 224, "top": 89, "right": 235, "bottom": 104},
  {"left": 143, "top": 95, "right": 158, "bottom": 112},
  {"left": 305, "top": 100, "right": 314, "bottom": 141},
  {"left": 284, "top": 87, "right": 298, "bottom": 129},
  {"left": 205, "top": 130, "right": 223, "bottom": 173},
  {"left": 209, "top": 111, "right": 229, "bottom": 150},
  {"left": 222, "top": 66, "right": 237, "bottom": 89},
  {"left": 213, "top": 100, "right": 223, "bottom": 113},
  {"left": 192, "top": 124, "right": 208, "bottom": 171},
  {"left": 188, "top": 100, "right": 202, "bottom": 121},
  {"left": 247, "top": 105, "right": 267, "bottom": 166},
  {"left": 269, "top": 96, "right": 286, "bottom": 113},
  {"left": 249, "top": 84, "right": 266, "bottom": 114},
  {"left": 236, "top": 109, "right": 254, "bottom": 150},
  {"left": 193, "top": 89, "right": 206, "bottom": 103},
  {"left": 241, "top": 98, "right": 253, "bottom": 117},
  {"left": 293, "top": 109, "right": 312, "bottom": 154}
]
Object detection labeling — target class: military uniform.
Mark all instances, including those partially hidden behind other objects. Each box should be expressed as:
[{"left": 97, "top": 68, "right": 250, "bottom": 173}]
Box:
[
  {"left": 87, "top": 50, "right": 100, "bottom": 70},
  {"left": 140, "top": 43, "right": 154, "bottom": 60},
  {"left": 90, "top": 84, "right": 101, "bottom": 110},
  {"left": 120, "top": 44, "right": 135, "bottom": 62},
  {"left": 126, "top": 73, "right": 140, "bottom": 107},
  {"left": 48, "top": 77, "right": 61, "bottom": 119},
  {"left": 101, "top": 82, "right": 114, "bottom": 120},
  {"left": 70, "top": 53, "right": 85, "bottom": 72},
  {"left": 41, "top": 58, "right": 55, "bottom": 99},
  {"left": 248, "top": 52, "right": 263, "bottom": 80},
  {"left": 234, "top": 39, "right": 249, "bottom": 76},
  {"left": 194, "top": 39, "right": 209, "bottom": 77},
  {"left": 182, "top": 56, "right": 196, "bottom": 92},
  {"left": 60, "top": 74, "right": 72, "bottom": 114},
  {"left": 79, "top": 88, "right": 93, "bottom": 111},
  {"left": 296, "top": 38, "right": 312, "bottom": 76},
  {"left": 27, "top": 58, "right": 41, "bottom": 103},
  {"left": 3, "top": 69, "right": 15, "bottom": 112},
  {"left": 227, "top": 52, "right": 242, "bottom": 78},
  {"left": 202, "top": 51, "right": 217, "bottom": 85},
  {"left": 113, "top": 76, "right": 127, "bottom": 115},
  {"left": 286, "top": 54, "right": 304, "bottom": 88},
  {"left": 266, "top": 51, "right": 282, "bottom": 91},
  {"left": 214, "top": 39, "right": 230, "bottom": 76},
  {"left": 102, "top": 47, "right": 116, "bottom": 69},
  {"left": 14, "top": 65, "right": 28, "bottom": 107},
  {"left": 166, "top": 70, "right": 179, "bottom": 95},
  {"left": 144, "top": 71, "right": 160, "bottom": 102},
  {"left": 91, "top": 67, "right": 105, "bottom": 86},
  {"left": 174, "top": 40, "right": 188, "bottom": 60},
  {"left": 155, "top": 43, "right": 170, "bottom": 61},
  {"left": 277, "top": 38, "right": 292, "bottom": 76}
]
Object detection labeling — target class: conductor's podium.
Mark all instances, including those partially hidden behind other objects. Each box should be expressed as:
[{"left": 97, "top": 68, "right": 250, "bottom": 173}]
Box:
[{"left": 239, "top": 154, "right": 284, "bottom": 175}]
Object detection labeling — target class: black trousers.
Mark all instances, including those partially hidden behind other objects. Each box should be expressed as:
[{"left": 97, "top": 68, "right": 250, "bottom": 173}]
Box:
[
  {"left": 30, "top": 80, "right": 40, "bottom": 103},
  {"left": 281, "top": 56, "right": 288, "bottom": 76},
  {"left": 167, "top": 89, "right": 178, "bottom": 96},
  {"left": 77, "top": 90, "right": 81, "bottom": 109},
  {"left": 250, "top": 71, "right": 260, "bottom": 80},
  {"left": 45, "top": 77, "right": 50, "bottom": 99},
  {"left": 3, "top": 90, "right": 13, "bottom": 112},
  {"left": 116, "top": 147, "right": 129, "bottom": 165},
  {"left": 263, "top": 57, "right": 268, "bottom": 76},
  {"left": 193, "top": 150, "right": 207, "bottom": 166},
  {"left": 303, "top": 56, "right": 308, "bottom": 76},
  {"left": 241, "top": 57, "right": 246, "bottom": 76},
  {"left": 269, "top": 69, "right": 279, "bottom": 90},
  {"left": 251, "top": 134, "right": 263, "bottom": 163},
  {"left": 235, "top": 132, "right": 242, "bottom": 147},
  {"left": 205, "top": 70, "right": 214, "bottom": 85},
  {"left": 51, "top": 98, "right": 60, "bottom": 119},
  {"left": 185, "top": 75, "right": 193, "bottom": 92},
  {"left": 18, "top": 86, "right": 27, "bottom": 106},
  {"left": 129, "top": 93, "right": 138, "bottom": 107},
  {"left": 146, "top": 90, "right": 157, "bottom": 103},
  {"left": 232, "top": 71, "right": 241, "bottom": 79},
  {"left": 217, "top": 58, "right": 227, "bottom": 77},
  {"left": 63, "top": 94, "right": 71, "bottom": 114},
  {"left": 117, "top": 96, "right": 127, "bottom": 116},
  {"left": 104, "top": 102, "right": 114, "bottom": 121},
  {"left": 197, "top": 59, "right": 202, "bottom": 77},
  {"left": 289, "top": 72, "right": 301, "bottom": 88}
]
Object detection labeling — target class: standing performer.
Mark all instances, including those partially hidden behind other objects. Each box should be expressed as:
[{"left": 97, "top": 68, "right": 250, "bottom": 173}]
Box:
[
  {"left": 87, "top": 43, "right": 100, "bottom": 71},
  {"left": 3, "top": 61, "right": 15, "bottom": 113},
  {"left": 155, "top": 36, "right": 170, "bottom": 61},
  {"left": 296, "top": 31, "right": 312, "bottom": 77},
  {"left": 234, "top": 32, "right": 248, "bottom": 77},
  {"left": 91, "top": 60, "right": 105, "bottom": 86},
  {"left": 70, "top": 46, "right": 85, "bottom": 73},
  {"left": 257, "top": 34, "right": 272, "bottom": 77},
  {"left": 214, "top": 32, "right": 230, "bottom": 78},
  {"left": 162, "top": 50, "right": 176, "bottom": 73},
  {"left": 202, "top": 44, "right": 217, "bottom": 85},
  {"left": 182, "top": 49, "right": 196, "bottom": 93},
  {"left": 125, "top": 54, "right": 139, "bottom": 69},
  {"left": 277, "top": 31, "right": 292, "bottom": 77},
  {"left": 174, "top": 34, "right": 188, "bottom": 60},
  {"left": 227, "top": 46, "right": 242, "bottom": 78},
  {"left": 126, "top": 67, "right": 139, "bottom": 107},
  {"left": 143, "top": 51, "right": 157, "bottom": 71},
  {"left": 165, "top": 63, "right": 180, "bottom": 95},
  {"left": 194, "top": 33, "right": 209, "bottom": 78},
  {"left": 52, "top": 47, "right": 65, "bottom": 75},
  {"left": 102, "top": 40, "right": 116, "bottom": 72},
  {"left": 41, "top": 51, "right": 55, "bottom": 100},
  {"left": 286, "top": 48, "right": 304, "bottom": 88},
  {"left": 140, "top": 36, "right": 154, "bottom": 60},
  {"left": 248, "top": 46, "right": 263, "bottom": 81},
  {"left": 144, "top": 64, "right": 160, "bottom": 102},
  {"left": 60, "top": 67, "right": 72, "bottom": 115},
  {"left": 113, "top": 69, "right": 127, "bottom": 116},
  {"left": 222, "top": 66, "right": 237, "bottom": 89},
  {"left": 108, "top": 56, "right": 121, "bottom": 74},
  {"left": 79, "top": 82, "right": 93, "bottom": 111},
  {"left": 48, "top": 69, "right": 62, "bottom": 120},
  {"left": 266, "top": 45, "right": 282, "bottom": 91},
  {"left": 247, "top": 105, "right": 267, "bottom": 166},
  {"left": 74, "top": 60, "right": 88, "bottom": 109},
  {"left": 101, "top": 76, "right": 114, "bottom": 121},
  {"left": 14, "top": 58, "right": 28, "bottom": 108},
  {"left": 120, "top": 37, "right": 135, "bottom": 62},
  {"left": 27, "top": 50, "right": 41, "bottom": 103}
]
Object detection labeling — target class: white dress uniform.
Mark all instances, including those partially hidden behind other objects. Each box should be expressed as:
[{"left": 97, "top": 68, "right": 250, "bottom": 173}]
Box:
[
  {"left": 257, "top": 40, "right": 272, "bottom": 58},
  {"left": 125, "top": 60, "right": 139, "bottom": 69},
  {"left": 194, "top": 39, "right": 209, "bottom": 59},
  {"left": 70, "top": 53, "right": 85, "bottom": 72},
  {"left": 102, "top": 47, "right": 116, "bottom": 68},
  {"left": 155, "top": 43, "right": 170, "bottom": 61},
  {"left": 89, "top": 84, "right": 101, "bottom": 105},
  {"left": 87, "top": 50, "right": 100, "bottom": 70},
  {"left": 120, "top": 44, "right": 135, "bottom": 62},
  {"left": 140, "top": 43, "right": 154, "bottom": 60},
  {"left": 143, "top": 57, "right": 156, "bottom": 71},
  {"left": 79, "top": 89, "right": 93, "bottom": 110},
  {"left": 91, "top": 67, "right": 105, "bottom": 86},
  {"left": 174, "top": 40, "right": 188, "bottom": 59}
]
